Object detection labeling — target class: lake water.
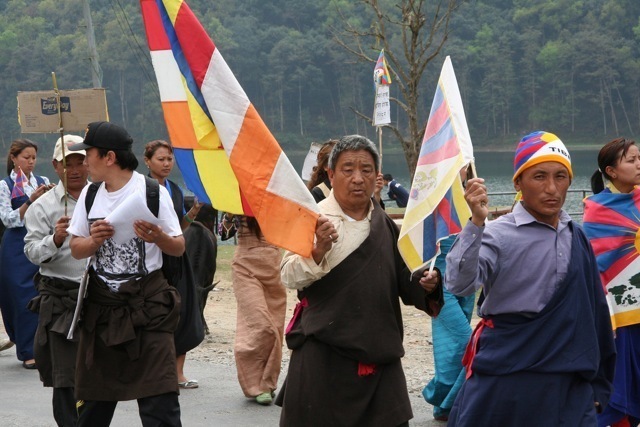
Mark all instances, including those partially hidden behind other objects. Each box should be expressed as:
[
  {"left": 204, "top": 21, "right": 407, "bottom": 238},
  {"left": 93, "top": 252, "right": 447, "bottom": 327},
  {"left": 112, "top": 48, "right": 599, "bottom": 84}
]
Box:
[
  {"left": 291, "top": 149, "right": 598, "bottom": 220},
  {"left": 32, "top": 148, "right": 598, "bottom": 221}
]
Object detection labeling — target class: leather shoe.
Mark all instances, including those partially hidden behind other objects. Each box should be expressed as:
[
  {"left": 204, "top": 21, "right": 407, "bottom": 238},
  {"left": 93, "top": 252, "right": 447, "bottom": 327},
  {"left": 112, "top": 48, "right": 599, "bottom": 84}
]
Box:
[{"left": 22, "top": 360, "right": 37, "bottom": 370}]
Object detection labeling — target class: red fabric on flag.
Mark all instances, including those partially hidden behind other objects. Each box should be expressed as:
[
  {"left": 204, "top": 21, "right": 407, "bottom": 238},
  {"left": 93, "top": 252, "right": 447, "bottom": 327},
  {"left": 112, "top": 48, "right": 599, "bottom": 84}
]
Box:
[{"left": 10, "top": 168, "right": 27, "bottom": 199}]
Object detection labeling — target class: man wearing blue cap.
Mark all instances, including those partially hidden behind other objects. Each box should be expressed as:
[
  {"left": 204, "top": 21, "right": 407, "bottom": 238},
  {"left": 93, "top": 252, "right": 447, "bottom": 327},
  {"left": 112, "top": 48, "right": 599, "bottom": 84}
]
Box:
[{"left": 441, "top": 131, "right": 616, "bottom": 425}]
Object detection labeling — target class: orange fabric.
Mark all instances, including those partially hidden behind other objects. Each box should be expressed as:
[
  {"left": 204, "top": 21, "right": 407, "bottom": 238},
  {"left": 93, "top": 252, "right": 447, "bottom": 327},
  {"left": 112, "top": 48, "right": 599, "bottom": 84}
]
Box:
[
  {"left": 160, "top": 101, "right": 199, "bottom": 149},
  {"left": 229, "top": 104, "right": 318, "bottom": 257}
]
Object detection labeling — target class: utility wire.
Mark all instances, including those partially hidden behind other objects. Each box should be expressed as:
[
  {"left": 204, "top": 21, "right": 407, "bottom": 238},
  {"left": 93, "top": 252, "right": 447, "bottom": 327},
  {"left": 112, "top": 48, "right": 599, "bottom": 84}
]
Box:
[{"left": 107, "top": 0, "right": 160, "bottom": 101}]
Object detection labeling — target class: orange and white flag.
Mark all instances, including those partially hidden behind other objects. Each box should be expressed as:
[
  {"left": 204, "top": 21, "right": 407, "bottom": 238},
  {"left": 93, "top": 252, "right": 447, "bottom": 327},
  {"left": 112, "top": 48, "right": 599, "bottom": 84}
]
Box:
[{"left": 140, "top": 0, "right": 319, "bottom": 256}]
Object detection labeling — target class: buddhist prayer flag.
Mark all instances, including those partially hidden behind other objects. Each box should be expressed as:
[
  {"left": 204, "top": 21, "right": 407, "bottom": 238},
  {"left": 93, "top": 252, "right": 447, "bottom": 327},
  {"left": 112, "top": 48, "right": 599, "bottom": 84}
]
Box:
[
  {"left": 140, "top": 0, "right": 319, "bottom": 257},
  {"left": 583, "top": 189, "right": 640, "bottom": 329},
  {"left": 398, "top": 56, "right": 473, "bottom": 272},
  {"left": 10, "top": 167, "right": 27, "bottom": 199}
]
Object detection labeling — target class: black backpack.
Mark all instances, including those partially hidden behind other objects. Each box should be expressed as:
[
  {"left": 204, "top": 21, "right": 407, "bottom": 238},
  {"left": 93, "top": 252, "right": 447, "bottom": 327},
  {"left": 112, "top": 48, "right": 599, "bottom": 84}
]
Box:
[{"left": 85, "top": 175, "right": 205, "bottom": 353}]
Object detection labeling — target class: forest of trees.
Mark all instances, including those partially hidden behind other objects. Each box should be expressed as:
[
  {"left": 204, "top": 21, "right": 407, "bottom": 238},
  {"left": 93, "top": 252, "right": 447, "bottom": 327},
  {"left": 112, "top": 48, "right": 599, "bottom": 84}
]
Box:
[{"left": 0, "top": 0, "right": 639, "bottom": 170}]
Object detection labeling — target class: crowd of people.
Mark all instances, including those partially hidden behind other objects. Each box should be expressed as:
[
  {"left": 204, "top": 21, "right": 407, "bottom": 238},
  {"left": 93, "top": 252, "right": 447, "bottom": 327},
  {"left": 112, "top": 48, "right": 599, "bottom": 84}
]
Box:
[{"left": 0, "top": 123, "right": 638, "bottom": 426}]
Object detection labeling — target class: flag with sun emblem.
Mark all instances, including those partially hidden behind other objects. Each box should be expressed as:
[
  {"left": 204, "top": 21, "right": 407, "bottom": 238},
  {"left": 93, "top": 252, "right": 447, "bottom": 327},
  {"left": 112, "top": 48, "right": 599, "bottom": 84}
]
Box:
[
  {"left": 583, "top": 188, "right": 640, "bottom": 330},
  {"left": 397, "top": 56, "right": 472, "bottom": 272}
]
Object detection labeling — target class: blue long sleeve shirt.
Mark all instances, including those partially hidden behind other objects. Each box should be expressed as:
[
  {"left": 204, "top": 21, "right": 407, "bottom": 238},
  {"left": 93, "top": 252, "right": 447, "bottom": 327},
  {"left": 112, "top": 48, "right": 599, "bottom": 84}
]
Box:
[{"left": 445, "top": 202, "right": 572, "bottom": 316}]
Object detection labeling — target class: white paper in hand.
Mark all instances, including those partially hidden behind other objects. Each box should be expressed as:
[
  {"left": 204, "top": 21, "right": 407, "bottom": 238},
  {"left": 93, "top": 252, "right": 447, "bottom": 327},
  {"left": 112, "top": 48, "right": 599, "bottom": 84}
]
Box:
[{"left": 104, "top": 190, "right": 163, "bottom": 244}]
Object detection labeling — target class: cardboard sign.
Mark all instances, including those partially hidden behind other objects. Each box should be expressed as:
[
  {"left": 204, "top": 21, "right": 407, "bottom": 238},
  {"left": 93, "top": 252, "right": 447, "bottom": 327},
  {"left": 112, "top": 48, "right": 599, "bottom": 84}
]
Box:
[{"left": 17, "top": 88, "right": 109, "bottom": 133}]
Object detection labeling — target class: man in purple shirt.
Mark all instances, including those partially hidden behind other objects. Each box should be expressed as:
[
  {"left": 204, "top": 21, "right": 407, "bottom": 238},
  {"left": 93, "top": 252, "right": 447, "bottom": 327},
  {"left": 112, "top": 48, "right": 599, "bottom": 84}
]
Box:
[{"left": 442, "top": 131, "right": 616, "bottom": 426}]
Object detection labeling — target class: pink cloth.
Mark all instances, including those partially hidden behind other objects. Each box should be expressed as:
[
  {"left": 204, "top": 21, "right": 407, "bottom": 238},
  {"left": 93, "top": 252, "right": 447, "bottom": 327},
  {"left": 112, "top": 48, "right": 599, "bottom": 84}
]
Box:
[{"left": 232, "top": 227, "right": 287, "bottom": 397}]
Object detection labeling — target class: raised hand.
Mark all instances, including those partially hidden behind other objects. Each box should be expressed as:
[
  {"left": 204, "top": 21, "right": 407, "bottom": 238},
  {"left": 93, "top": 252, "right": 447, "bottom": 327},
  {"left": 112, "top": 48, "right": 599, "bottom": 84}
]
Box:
[
  {"left": 312, "top": 214, "right": 338, "bottom": 264},
  {"left": 465, "top": 177, "right": 489, "bottom": 226}
]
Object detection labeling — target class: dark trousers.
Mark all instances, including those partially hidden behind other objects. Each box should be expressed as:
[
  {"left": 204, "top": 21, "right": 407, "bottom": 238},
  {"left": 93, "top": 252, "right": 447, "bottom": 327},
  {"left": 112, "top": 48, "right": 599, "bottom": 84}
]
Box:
[
  {"left": 77, "top": 392, "right": 181, "bottom": 427},
  {"left": 53, "top": 387, "right": 77, "bottom": 427}
]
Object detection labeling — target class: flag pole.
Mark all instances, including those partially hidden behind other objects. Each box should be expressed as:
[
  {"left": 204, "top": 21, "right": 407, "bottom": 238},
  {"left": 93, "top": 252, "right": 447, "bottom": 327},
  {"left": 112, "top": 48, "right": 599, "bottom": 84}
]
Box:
[
  {"left": 52, "top": 72, "right": 68, "bottom": 215},
  {"left": 378, "top": 126, "right": 383, "bottom": 171}
]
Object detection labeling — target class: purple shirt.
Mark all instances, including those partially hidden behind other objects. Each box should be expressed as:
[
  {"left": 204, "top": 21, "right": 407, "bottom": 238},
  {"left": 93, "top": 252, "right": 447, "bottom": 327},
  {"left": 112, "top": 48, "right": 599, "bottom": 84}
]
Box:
[{"left": 445, "top": 202, "right": 572, "bottom": 316}]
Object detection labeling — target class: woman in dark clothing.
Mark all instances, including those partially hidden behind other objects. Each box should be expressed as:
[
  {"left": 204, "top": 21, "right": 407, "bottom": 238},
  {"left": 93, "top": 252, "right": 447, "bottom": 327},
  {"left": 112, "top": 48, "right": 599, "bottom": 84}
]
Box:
[
  {"left": 0, "top": 139, "right": 53, "bottom": 368},
  {"left": 144, "top": 139, "right": 204, "bottom": 389}
]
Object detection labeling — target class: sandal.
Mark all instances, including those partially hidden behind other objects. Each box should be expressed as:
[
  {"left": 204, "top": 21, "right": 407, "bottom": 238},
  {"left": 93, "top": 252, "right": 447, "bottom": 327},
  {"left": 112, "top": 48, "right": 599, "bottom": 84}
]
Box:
[
  {"left": 178, "top": 380, "right": 199, "bottom": 389},
  {"left": 0, "top": 339, "right": 14, "bottom": 352},
  {"left": 22, "top": 360, "right": 37, "bottom": 370},
  {"left": 255, "top": 392, "right": 273, "bottom": 405}
]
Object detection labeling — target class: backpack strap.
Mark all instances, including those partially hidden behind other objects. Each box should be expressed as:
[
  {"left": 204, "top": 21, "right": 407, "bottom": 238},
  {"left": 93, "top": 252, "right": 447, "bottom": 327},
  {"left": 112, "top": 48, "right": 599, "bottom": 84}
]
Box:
[
  {"left": 144, "top": 176, "right": 160, "bottom": 218},
  {"left": 84, "top": 176, "right": 160, "bottom": 218},
  {"left": 84, "top": 181, "right": 102, "bottom": 215},
  {"left": 166, "top": 179, "right": 184, "bottom": 220}
]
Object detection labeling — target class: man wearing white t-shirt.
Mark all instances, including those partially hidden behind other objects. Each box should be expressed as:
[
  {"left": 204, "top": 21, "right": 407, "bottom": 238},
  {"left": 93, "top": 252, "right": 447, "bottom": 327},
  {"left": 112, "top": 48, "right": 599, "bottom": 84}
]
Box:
[{"left": 68, "top": 121, "right": 185, "bottom": 427}]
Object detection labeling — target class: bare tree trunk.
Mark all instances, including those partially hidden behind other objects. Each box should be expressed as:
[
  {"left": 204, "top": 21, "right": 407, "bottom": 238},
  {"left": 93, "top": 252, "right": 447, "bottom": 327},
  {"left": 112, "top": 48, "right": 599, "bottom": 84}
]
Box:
[
  {"left": 604, "top": 79, "right": 619, "bottom": 135},
  {"left": 336, "top": 80, "right": 348, "bottom": 135},
  {"left": 531, "top": 72, "right": 536, "bottom": 129},
  {"left": 279, "top": 86, "right": 284, "bottom": 132},
  {"left": 600, "top": 79, "right": 607, "bottom": 135},
  {"left": 614, "top": 82, "right": 634, "bottom": 135},
  {"left": 334, "top": 0, "right": 462, "bottom": 177},
  {"left": 140, "top": 78, "right": 144, "bottom": 138},
  {"left": 570, "top": 70, "right": 575, "bottom": 133},
  {"left": 492, "top": 85, "right": 497, "bottom": 135},
  {"left": 299, "top": 83, "right": 304, "bottom": 136},
  {"left": 120, "top": 70, "right": 127, "bottom": 127}
]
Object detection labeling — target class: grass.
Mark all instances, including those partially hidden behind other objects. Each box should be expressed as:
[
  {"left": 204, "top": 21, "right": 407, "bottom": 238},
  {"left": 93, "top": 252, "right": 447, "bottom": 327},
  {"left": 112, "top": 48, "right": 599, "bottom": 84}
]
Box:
[{"left": 215, "top": 245, "right": 235, "bottom": 285}]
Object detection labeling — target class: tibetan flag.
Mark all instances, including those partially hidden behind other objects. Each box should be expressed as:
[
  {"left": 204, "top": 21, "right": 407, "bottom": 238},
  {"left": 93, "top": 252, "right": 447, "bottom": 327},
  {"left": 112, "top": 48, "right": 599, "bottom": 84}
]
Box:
[
  {"left": 398, "top": 56, "right": 472, "bottom": 272},
  {"left": 583, "top": 188, "right": 640, "bottom": 329},
  {"left": 140, "top": 0, "right": 319, "bottom": 257},
  {"left": 11, "top": 167, "right": 27, "bottom": 199},
  {"left": 373, "top": 49, "right": 392, "bottom": 86}
]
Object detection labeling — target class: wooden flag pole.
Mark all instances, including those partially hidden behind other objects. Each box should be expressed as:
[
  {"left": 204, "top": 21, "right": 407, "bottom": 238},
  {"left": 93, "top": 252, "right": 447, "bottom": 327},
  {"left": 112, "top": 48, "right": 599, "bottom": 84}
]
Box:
[
  {"left": 468, "top": 160, "right": 478, "bottom": 179},
  {"left": 52, "top": 72, "right": 69, "bottom": 215},
  {"left": 467, "top": 160, "right": 487, "bottom": 208},
  {"left": 378, "top": 126, "right": 383, "bottom": 171}
]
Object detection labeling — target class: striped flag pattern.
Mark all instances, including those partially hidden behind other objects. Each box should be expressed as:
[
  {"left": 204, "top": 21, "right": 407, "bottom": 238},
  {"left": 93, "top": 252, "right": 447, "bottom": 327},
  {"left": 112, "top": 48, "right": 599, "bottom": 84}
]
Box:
[
  {"left": 583, "top": 189, "right": 640, "bottom": 329},
  {"left": 373, "top": 49, "right": 392, "bottom": 86},
  {"left": 140, "top": 0, "right": 319, "bottom": 257},
  {"left": 11, "top": 167, "right": 27, "bottom": 199},
  {"left": 398, "top": 56, "right": 473, "bottom": 272}
]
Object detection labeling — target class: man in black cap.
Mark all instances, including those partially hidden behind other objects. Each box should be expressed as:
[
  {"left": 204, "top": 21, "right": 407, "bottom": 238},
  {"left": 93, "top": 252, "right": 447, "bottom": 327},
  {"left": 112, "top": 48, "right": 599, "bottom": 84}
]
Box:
[{"left": 67, "top": 121, "right": 185, "bottom": 426}]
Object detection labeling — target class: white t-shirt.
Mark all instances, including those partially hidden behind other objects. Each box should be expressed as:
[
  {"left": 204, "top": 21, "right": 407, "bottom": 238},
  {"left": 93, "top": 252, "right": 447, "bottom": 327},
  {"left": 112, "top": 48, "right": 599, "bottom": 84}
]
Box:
[{"left": 68, "top": 171, "right": 182, "bottom": 292}]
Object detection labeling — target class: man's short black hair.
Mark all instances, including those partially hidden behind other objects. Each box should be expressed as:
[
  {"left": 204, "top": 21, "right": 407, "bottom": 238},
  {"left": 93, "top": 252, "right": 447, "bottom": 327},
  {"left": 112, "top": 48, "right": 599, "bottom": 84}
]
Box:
[
  {"left": 383, "top": 173, "right": 393, "bottom": 181},
  {"left": 96, "top": 147, "right": 139, "bottom": 171}
]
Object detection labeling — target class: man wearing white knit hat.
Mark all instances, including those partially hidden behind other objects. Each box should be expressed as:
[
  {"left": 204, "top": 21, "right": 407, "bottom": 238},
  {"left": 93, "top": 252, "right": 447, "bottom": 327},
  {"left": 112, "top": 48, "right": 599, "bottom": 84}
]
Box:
[{"left": 24, "top": 134, "right": 88, "bottom": 427}]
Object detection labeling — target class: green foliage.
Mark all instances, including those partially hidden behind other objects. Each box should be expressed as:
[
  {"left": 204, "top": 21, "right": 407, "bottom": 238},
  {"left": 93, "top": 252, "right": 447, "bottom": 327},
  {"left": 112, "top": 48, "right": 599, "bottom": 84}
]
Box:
[{"left": 1, "top": 0, "right": 639, "bottom": 165}]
